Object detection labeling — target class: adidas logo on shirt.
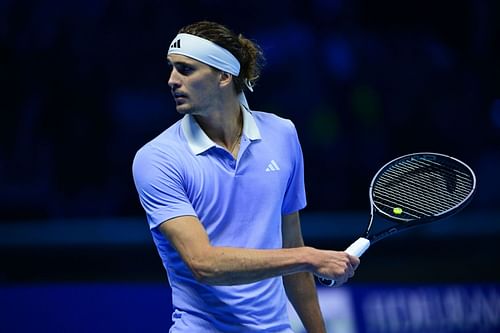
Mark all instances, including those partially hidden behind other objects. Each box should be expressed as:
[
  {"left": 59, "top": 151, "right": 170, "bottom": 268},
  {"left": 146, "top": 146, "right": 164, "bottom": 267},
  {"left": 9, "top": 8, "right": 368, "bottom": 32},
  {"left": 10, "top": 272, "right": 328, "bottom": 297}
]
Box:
[{"left": 265, "top": 160, "right": 280, "bottom": 172}]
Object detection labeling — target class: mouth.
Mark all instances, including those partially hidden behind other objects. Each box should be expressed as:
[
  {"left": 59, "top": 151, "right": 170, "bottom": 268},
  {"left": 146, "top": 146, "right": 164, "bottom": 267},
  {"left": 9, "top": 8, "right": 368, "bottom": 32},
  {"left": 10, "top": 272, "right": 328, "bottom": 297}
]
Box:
[
  {"left": 172, "top": 91, "right": 187, "bottom": 98},
  {"left": 172, "top": 91, "right": 188, "bottom": 105}
]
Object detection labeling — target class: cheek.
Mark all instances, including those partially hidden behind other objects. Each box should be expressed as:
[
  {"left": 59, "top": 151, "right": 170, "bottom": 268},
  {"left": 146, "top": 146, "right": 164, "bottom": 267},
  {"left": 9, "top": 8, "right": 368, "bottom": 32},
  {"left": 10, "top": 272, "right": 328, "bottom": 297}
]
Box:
[
  {"left": 191, "top": 79, "right": 208, "bottom": 91},
  {"left": 192, "top": 79, "right": 217, "bottom": 98}
]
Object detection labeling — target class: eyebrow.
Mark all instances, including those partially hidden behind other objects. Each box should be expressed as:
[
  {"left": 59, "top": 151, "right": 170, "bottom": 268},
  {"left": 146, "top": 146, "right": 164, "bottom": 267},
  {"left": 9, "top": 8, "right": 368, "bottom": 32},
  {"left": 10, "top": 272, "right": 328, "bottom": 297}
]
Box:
[{"left": 167, "top": 57, "right": 196, "bottom": 67}]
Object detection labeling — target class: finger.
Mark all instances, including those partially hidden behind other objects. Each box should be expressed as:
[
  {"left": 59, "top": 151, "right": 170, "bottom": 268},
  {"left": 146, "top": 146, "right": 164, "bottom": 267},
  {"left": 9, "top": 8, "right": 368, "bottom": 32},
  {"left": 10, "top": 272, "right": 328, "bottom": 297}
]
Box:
[
  {"left": 348, "top": 254, "right": 361, "bottom": 270},
  {"left": 348, "top": 266, "right": 355, "bottom": 278}
]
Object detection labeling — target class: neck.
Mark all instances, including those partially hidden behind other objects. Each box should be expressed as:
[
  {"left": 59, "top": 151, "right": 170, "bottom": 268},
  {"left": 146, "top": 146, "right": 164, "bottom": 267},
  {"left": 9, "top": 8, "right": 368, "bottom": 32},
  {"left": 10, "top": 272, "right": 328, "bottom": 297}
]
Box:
[{"left": 193, "top": 97, "right": 243, "bottom": 152}]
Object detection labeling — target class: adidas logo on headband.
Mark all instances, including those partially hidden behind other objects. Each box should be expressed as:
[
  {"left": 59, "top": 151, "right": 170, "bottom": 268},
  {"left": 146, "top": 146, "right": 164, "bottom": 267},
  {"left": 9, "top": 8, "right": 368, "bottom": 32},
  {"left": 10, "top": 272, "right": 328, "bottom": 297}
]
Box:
[{"left": 170, "top": 39, "right": 181, "bottom": 49}]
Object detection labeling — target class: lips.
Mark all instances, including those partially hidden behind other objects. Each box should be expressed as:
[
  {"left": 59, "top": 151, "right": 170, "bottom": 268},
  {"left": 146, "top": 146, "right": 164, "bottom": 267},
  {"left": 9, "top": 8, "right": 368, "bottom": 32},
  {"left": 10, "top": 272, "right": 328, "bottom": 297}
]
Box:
[
  {"left": 172, "top": 91, "right": 187, "bottom": 98},
  {"left": 172, "top": 91, "right": 188, "bottom": 105}
]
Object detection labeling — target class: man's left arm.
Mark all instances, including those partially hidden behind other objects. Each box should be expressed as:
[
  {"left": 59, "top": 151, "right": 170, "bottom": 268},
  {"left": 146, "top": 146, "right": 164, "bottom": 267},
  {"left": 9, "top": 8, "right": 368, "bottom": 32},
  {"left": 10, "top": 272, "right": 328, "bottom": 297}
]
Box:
[{"left": 282, "top": 212, "right": 326, "bottom": 333}]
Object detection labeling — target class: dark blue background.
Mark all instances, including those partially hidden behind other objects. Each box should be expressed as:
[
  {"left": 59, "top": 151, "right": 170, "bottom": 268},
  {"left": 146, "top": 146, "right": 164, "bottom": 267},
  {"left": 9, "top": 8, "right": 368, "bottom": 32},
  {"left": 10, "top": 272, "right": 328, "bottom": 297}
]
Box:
[
  {"left": 1, "top": 3, "right": 499, "bottom": 331},
  {"left": 1, "top": 0, "right": 499, "bottom": 220},
  {"left": 1, "top": 1, "right": 499, "bottom": 331}
]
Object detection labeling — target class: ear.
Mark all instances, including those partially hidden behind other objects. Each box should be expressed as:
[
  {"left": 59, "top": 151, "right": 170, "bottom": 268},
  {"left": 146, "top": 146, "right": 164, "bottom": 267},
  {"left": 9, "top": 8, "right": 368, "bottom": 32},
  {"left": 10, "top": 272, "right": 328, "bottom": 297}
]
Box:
[{"left": 219, "top": 72, "right": 233, "bottom": 88}]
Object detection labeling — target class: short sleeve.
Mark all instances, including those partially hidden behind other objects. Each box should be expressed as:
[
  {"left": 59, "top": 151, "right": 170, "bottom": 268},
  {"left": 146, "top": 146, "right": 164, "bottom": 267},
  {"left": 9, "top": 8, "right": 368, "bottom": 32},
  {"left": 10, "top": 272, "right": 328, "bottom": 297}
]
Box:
[
  {"left": 281, "top": 120, "right": 307, "bottom": 215},
  {"left": 132, "top": 145, "right": 197, "bottom": 230}
]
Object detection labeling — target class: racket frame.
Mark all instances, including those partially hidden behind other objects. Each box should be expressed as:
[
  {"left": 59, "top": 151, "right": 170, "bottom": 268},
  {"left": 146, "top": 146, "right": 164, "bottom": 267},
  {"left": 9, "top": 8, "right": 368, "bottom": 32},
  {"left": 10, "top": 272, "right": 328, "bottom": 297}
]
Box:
[
  {"left": 318, "top": 152, "right": 476, "bottom": 287},
  {"left": 366, "top": 152, "right": 476, "bottom": 244}
]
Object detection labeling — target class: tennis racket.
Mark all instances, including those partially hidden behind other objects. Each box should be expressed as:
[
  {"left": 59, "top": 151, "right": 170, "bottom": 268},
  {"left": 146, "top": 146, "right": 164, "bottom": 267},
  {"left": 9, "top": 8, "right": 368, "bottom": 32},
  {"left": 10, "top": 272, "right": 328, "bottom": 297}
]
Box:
[{"left": 318, "top": 152, "right": 476, "bottom": 287}]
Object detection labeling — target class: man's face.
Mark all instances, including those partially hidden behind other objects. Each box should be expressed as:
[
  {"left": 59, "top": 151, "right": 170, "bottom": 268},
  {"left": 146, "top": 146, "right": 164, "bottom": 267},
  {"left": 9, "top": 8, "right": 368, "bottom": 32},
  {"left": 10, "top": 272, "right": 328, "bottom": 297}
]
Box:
[{"left": 167, "top": 54, "right": 221, "bottom": 115}]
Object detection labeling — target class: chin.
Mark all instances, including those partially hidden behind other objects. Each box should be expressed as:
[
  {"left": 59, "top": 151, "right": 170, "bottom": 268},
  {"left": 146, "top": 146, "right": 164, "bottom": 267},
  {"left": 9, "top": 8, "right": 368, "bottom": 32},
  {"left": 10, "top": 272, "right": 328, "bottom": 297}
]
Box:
[{"left": 175, "top": 104, "right": 193, "bottom": 115}]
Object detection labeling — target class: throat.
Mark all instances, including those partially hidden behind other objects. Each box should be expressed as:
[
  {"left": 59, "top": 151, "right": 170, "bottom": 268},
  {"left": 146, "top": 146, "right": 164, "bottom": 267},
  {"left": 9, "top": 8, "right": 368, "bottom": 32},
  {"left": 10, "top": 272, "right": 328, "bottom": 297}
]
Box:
[
  {"left": 227, "top": 138, "right": 241, "bottom": 159},
  {"left": 223, "top": 126, "right": 242, "bottom": 159}
]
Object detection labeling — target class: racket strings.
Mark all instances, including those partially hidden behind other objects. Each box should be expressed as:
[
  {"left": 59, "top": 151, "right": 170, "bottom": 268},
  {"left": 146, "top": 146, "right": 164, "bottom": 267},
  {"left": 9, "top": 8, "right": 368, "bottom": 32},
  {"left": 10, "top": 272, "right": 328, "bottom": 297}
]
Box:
[
  {"left": 391, "top": 163, "right": 472, "bottom": 196},
  {"left": 375, "top": 170, "right": 471, "bottom": 215},
  {"left": 382, "top": 162, "right": 473, "bottom": 202},
  {"left": 373, "top": 158, "right": 474, "bottom": 220},
  {"left": 384, "top": 159, "right": 473, "bottom": 190},
  {"left": 380, "top": 163, "right": 473, "bottom": 194},
  {"left": 375, "top": 184, "right": 451, "bottom": 217},
  {"left": 375, "top": 185, "right": 451, "bottom": 217},
  {"left": 397, "top": 159, "right": 474, "bottom": 195},
  {"left": 412, "top": 159, "right": 473, "bottom": 192}
]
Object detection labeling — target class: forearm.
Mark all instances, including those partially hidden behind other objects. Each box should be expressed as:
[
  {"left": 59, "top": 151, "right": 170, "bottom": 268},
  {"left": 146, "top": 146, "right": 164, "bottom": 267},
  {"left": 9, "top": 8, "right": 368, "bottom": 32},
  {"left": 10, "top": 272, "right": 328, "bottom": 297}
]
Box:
[
  {"left": 188, "top": 246, "right": 313, "bottom": 285},
  {"left": 160, "top": 215, "right": 358, "bottom": 286},
  {"left": 284, "top": 272, "right": 326, "bottom": 333}
]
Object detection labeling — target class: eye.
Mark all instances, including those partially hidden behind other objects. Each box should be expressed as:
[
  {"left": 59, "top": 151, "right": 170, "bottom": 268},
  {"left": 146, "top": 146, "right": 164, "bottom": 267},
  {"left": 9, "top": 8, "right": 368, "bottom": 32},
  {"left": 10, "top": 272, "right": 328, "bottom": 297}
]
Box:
[{"left": 177, "top": 64, "right": 194, "bottom": 75}]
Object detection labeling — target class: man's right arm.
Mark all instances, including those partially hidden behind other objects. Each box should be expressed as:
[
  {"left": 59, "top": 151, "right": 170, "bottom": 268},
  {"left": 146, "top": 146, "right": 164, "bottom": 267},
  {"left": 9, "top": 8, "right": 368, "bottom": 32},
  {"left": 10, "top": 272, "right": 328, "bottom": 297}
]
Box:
[{"left": 159, "top": 215, "right": 359, "bottom": 286}]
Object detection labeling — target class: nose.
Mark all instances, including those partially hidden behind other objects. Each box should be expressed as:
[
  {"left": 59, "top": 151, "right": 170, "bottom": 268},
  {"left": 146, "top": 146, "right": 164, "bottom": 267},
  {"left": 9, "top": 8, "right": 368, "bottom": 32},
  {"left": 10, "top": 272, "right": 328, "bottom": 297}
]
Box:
[{"left": 168, "top": 68, "right": 181, "bottom": 90}]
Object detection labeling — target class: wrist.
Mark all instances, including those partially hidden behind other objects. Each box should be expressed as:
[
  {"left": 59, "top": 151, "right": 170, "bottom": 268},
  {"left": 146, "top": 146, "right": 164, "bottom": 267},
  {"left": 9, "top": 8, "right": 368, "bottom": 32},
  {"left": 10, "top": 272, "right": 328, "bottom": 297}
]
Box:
[{"left": 299, "top": 247, "right": 317, "bottom": 273}]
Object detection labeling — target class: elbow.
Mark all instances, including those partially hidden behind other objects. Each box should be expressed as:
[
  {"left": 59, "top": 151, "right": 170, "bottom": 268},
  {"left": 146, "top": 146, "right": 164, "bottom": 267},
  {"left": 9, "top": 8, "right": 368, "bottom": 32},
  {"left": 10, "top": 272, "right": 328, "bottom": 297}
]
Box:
[
  {"left": 187, "top": 256, "right": 221, "bottom": 285},
  {"left": 190, "top": 267, "right": 215, "bottom": 285}
]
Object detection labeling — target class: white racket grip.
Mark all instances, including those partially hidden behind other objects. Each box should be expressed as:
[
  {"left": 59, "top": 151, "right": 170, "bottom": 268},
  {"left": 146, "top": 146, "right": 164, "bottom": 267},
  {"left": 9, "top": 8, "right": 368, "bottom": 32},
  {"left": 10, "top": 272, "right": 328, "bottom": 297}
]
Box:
[
  {"left": 345, "top": 237, "right": 371, "bottom": 257},
  {"left": 318, "top": 237, "right": 370, "bottom": 287}
]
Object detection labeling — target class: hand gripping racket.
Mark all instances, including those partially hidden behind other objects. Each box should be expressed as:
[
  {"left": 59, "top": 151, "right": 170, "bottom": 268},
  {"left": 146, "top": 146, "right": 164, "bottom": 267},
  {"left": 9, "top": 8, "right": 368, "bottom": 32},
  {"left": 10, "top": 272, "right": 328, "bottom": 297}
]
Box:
[{"left": 318, "top": 152, "right": 476, "bottom": 287}]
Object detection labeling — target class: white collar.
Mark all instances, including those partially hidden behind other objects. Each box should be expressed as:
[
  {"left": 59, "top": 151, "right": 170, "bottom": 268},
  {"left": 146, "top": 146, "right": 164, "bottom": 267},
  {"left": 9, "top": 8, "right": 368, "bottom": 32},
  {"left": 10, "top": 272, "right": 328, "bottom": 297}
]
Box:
[{"left": 181, "top": 108, "right": 262, "bottom": 155}]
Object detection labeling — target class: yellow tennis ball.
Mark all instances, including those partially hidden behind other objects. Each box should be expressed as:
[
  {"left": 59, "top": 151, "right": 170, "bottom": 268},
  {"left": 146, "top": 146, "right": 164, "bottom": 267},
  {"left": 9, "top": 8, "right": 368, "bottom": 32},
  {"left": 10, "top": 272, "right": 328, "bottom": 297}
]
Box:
[{"left": 393, "top": 207, "right": 403, "bottom": 215}]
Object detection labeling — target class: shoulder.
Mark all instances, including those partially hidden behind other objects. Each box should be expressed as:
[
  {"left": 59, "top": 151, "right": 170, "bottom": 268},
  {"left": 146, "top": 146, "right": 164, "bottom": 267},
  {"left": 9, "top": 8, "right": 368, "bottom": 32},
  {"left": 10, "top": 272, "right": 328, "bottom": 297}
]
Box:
[
  {"left": 251, "top": 110, "right": 297, "bottom": 135},
  {"left": 251, "top": 110, "right": 294, "bottom": 125},
  {"left": 250, "top": 111, "right": 303, "bottom": 159}
]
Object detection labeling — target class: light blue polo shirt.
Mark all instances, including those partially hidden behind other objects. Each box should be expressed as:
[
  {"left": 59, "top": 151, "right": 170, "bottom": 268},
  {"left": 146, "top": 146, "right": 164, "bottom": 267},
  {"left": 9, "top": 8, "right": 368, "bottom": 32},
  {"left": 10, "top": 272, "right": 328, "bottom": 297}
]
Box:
[{"left": 132, "top": 109, "right": 306, "bottom": 333}]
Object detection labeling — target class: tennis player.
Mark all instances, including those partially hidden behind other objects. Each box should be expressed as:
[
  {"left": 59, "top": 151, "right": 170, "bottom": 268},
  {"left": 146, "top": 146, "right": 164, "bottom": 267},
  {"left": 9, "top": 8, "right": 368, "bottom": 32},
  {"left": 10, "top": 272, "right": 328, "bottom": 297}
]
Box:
[{"left": 132, "top": 21, "right": 360, "bottom": 333}]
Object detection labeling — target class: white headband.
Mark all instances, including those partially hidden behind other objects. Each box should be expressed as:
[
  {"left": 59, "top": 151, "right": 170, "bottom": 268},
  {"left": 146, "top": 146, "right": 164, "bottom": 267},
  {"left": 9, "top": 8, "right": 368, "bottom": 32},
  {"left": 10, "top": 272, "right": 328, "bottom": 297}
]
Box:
[
  {"left": 168, "top": 33, "right": 240, "bottom": 76},
  {"left": 168, "top": 33, "right": 253, "bottom": 110}
]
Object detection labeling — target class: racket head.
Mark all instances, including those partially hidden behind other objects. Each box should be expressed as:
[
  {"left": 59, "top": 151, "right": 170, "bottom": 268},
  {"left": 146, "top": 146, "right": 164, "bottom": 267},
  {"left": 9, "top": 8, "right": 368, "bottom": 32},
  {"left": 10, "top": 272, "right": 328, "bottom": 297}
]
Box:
[{"left": 369, "top": 152, "right": 476, "bottom": 225}]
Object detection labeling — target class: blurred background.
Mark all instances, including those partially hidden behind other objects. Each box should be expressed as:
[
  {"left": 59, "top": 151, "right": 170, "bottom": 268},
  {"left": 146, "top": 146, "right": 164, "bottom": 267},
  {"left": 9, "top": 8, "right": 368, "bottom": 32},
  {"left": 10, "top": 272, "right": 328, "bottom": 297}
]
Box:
[{"left": 1, "top": 0, "right": 499, "bottom": 332}]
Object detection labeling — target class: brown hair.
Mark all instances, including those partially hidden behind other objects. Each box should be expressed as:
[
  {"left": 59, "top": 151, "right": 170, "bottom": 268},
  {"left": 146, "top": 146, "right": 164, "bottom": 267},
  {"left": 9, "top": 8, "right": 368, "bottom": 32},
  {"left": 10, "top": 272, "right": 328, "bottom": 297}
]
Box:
[{"left": 178, "top": 21, "right": 264, "bottom": 93}]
